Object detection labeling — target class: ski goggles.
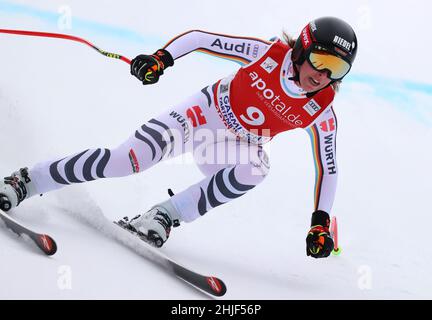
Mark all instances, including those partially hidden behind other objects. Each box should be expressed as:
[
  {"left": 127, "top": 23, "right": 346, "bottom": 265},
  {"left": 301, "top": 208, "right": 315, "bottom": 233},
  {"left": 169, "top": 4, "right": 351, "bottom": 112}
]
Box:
[{"left": 307, "top": 46, "right": 351, "bottom": 80}]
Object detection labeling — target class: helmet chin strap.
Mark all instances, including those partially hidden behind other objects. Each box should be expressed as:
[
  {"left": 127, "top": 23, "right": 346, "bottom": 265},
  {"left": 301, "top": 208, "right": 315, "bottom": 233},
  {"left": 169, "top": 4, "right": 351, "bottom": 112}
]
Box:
[
  {"left": 288, "top": 62, "right": 300, "bottom": 83},
  {"left": 306, "top": 85, "right": 331, "bottom": 98}
]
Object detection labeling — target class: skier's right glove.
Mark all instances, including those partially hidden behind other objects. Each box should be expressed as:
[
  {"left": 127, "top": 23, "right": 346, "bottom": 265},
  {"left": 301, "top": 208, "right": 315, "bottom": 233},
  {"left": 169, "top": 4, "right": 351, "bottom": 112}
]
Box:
[
  {"left": 306, "top": 210, "right": 334, "bottom": 259},
  {"left": 130, "top": 49, "right": 174, "bottom": 85}
]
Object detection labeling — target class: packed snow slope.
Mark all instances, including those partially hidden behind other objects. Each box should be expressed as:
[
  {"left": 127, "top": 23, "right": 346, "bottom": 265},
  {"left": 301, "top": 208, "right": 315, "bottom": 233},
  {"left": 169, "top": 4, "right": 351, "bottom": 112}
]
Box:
[{"left": 0, "top": 0, "right": 431, "bottom": 299}]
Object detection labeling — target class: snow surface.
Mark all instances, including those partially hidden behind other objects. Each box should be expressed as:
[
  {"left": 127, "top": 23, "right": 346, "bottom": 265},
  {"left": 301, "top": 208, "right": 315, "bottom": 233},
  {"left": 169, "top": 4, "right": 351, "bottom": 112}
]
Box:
[{"left": 0, "top": 0, "right": 431, "bottom": 299}]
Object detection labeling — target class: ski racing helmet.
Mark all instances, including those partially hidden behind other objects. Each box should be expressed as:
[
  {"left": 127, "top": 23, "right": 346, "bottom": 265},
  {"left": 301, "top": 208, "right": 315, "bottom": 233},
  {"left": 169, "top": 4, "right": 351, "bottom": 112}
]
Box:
[{"left": 292, "top": 16, "right": 358, "bottom": 82}]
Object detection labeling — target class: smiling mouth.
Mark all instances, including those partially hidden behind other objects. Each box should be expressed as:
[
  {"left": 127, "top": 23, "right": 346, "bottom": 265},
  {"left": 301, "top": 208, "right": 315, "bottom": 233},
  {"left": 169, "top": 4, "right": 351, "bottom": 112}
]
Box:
[{"left": 309, "top": 77, "right": 320, "bottom": 87}]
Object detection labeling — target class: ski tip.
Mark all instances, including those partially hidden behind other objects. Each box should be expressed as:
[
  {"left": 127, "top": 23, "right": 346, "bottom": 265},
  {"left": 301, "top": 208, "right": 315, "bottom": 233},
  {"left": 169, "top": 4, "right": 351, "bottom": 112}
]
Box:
[
  {"left": 36, "top": 234, "right": 57, "bottom": 256},
  {"left": 206, "top": 276, "right": 227, "bottom": 297}
]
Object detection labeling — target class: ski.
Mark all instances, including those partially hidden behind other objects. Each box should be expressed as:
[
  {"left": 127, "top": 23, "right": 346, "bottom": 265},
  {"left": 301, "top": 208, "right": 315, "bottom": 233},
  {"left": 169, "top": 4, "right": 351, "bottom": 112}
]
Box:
[
  {"left": 114, "top": 220, "right": 227, "bottom": 298},
  {"left": 0, "top": 209, "right": 57, "bottom": 256}
]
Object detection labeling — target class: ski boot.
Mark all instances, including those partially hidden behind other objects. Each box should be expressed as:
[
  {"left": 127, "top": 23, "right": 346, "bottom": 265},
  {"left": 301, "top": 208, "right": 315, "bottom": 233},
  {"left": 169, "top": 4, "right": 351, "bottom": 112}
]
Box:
[
  {"left": 0, "top": 168, "right": 38, "bottom": 211},
  {"left": 117, "top": 199, "right": 181, "bottom": 248}
]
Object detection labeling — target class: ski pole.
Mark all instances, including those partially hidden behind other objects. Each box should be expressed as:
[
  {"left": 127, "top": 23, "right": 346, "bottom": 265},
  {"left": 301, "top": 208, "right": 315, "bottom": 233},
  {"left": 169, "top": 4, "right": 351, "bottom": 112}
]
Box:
[
  {"left": 330, "top": 216, "right": 341, "bottom": 255},
  {"left": 0, "top": 28, "right": 132, "bottom": 65}
]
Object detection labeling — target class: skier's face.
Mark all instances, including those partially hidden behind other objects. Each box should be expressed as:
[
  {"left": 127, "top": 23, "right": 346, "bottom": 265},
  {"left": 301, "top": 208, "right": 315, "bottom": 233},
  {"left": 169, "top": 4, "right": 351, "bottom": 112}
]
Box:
[{"left": 296, "top": 59, "right": 332, "bottom": 92}]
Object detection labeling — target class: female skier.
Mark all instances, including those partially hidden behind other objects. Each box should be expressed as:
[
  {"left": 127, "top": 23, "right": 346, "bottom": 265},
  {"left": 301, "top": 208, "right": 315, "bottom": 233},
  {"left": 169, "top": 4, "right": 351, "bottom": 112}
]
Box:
[{"left": 0, "top": 17, "right": 357, "bottom": 258}]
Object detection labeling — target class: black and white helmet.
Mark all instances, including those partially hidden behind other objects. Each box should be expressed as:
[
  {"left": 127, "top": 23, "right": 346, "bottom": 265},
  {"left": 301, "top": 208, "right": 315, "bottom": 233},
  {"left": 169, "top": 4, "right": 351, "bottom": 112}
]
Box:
[{"left": 292, "top": 16, "right": 358, "bottom": 81}]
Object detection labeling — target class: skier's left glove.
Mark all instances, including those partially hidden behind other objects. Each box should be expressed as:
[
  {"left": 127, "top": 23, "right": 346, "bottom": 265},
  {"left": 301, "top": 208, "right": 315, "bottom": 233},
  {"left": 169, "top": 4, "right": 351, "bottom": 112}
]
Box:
[
  {"left": 130, "top": 49, "right": 174, "bottom": 85},
  {"left": 306, "top": 210, "right": 334, "bottom": 259}
]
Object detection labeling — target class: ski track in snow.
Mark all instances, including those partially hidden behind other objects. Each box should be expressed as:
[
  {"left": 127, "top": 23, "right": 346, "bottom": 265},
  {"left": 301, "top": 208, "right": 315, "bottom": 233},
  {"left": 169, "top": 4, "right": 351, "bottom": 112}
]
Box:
[{"left": 53, "top": 188, "right": 170, "bottom": 270}]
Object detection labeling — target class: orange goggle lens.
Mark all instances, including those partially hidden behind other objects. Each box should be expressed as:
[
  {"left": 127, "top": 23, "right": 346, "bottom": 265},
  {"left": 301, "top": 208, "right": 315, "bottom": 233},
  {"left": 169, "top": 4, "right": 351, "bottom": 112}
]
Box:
[{"left": 308, "top": 51, "right": 351, "bottom": 80}]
